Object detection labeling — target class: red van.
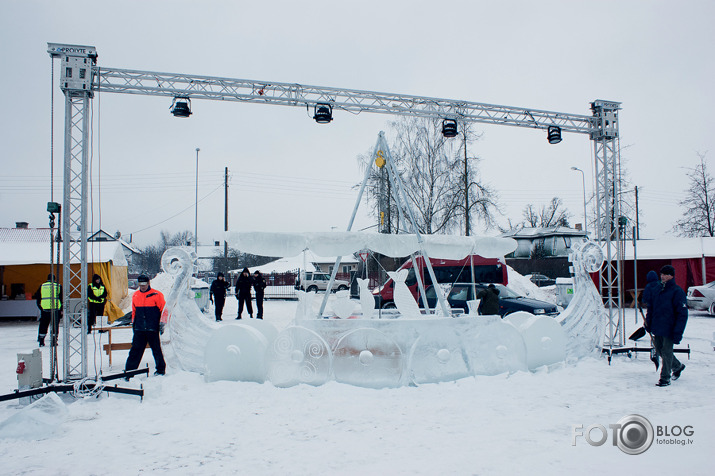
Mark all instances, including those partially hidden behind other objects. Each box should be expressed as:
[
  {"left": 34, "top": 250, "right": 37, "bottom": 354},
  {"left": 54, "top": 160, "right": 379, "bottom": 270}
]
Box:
[{"left": 372, "top": 254, "right": 508, "bottom": 309}]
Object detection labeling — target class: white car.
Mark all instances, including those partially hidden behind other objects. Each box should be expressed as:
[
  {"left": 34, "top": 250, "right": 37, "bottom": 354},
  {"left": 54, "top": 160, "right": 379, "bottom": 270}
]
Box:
[
  {"left": 295, "top": 271, "right": 350, "bottom": 293},
  {"left": 686, "top": 280, "right": 715, "bottom": 315}
]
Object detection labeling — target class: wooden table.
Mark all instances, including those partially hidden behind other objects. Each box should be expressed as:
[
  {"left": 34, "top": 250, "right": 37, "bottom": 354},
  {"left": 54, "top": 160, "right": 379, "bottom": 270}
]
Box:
[{"left": 94, "top": 325, "right": 143, "bottom": 366}]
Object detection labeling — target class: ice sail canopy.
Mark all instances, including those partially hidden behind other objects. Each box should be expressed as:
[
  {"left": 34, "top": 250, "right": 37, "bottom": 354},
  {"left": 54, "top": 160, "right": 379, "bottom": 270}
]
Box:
[{"left": 224, "top": 231, "right": 517, "bottom": 259}]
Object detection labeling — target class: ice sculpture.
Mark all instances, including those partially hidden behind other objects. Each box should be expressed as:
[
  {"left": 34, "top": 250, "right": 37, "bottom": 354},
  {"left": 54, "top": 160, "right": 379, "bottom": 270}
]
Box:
[
  {"left": 357, "top": 278, "right": 375, "bottom": 319},
  {"left": 330, "top": 290, "right": 357, "bottom": 319},
  {"left": 267, "top": 326, "right": 332, "bottom": 387},
  {"left": 462, "top": 317, "right": 529, "bottom": 375},
  {"left": 204, "top": 325, "right": 268, "bottom": 383},
  {"left": 160, "top": 237, "right": 605, "bottom": 388},
  {"left": 557, "top": 240, "right": 607, "bottom": 361},
  {"left": 388, "top": 269, "right": 422, "bottom": 317},
  {"left": 294, "top": 290, "right": 316, "bottom": 321},
  {"left": 332, "top": 328, "right": 403, "bottom": 388},
  {"left": 504, "top": 311, "right": 567, "bottom": 369},
  {"left": 408, "top": 327, "right": 470, "bottom": 384},
  {"left": 160, "top": 248, "right": 215, "bottom": 373}
]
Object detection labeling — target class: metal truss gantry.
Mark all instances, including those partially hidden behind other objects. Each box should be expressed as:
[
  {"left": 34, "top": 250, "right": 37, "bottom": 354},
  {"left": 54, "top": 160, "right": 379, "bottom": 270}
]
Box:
[{"left": 48, "top": 43, "right": 625, "bottom": 378}]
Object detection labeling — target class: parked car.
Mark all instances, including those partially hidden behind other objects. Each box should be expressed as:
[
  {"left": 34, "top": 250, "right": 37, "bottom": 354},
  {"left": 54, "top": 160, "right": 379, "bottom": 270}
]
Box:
[
  {"left": 295, "top": 271, "right": 350, "bottom": 293},
  {"left": 373, "top": 254, "right": 508, "bottom": 309},
  {"left": 527, "top": 273, "right": 556, "bottom": 287},
  {"left": 421, "top": 283, "right": 559, "bottom": 317},
  {"left": 686, "top": 281, "right": 715, "bottom": 315}
]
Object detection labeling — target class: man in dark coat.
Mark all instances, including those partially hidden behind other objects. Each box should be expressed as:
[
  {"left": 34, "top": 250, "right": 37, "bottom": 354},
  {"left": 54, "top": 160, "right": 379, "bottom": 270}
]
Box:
[
  {"left": 477, "top": 284, "right": 500, "bottom": 316},
  {"left": 645, "top": 265, "right": 688, "bottom": 387},
  {"left": 209, "top": 272, "right": 230, "bottom": 321},
  {"left": 87, "top": 273, "right": 108, "bottom": 333},
  {"left": 235, "top": 268, "right": 253, "bottom": 319},
  {"left": 640, "top": 270, "right": 660, "bottom": 326},
  {"left": 253, "top": 270, "right": 266, "bottom": 319}
]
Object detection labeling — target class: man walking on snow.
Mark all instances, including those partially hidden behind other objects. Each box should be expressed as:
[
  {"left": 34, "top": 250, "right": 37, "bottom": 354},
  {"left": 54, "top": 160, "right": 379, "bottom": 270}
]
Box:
[{"left": 645, "top": 265, "right": 688, "bottom": 387}]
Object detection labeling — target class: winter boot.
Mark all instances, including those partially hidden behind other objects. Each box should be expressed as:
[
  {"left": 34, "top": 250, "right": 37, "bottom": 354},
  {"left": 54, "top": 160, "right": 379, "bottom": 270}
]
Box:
[
  {"left": 656, "top": 379, "right": 671, "bottom": 387},
  {"left": 38, "top": 337, "right": 45, "bottom": 347},
  {"left": 673, "top": 364, "right": 685, "bottom": 380}
]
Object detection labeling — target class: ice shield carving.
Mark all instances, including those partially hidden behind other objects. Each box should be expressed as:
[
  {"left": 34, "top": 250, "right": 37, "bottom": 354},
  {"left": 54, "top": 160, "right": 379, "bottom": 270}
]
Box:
[
  {"left": 333, "top": 328, "right": 403, "bottom": 388},
  {"left": 204, "top": 325, "right": 268, "bottom": 383},
  {"left": 557, "top": 240, "right": 607, "bottom": 361},
  {"left": 463, "top": 317, "right": 528, "bottom": 376},
  {"left": 504, "top": 311, "right": 567, "bottom": 369},
  {"left": 267, "top": 326, "right": 332, "bottom": 387},
  {"left": 409, "top": 328, "right": 469, "bottom": 384}
]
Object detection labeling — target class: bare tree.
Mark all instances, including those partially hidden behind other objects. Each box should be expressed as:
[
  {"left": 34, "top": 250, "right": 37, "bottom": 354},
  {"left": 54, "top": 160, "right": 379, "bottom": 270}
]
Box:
[
  {"left": 453, "top": 122, "right": 499, "bottom": 235},
  {"left": 389, "top": 117, "right": 462, "bottom": 234},
  {"left": 521, "top": 197, "right": 571, "bottom": 228},
  {"left": 674, "top": 152, "right": 714, "bottom": 237},
  {"left": 137, "top": 230, "right": 195, "bottom": 275}
]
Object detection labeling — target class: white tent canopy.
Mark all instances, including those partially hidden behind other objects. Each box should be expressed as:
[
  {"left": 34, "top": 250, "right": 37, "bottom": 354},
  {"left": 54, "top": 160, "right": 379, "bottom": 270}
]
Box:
[
  {"left": 0, "top": 241, "right": 127, "bottom": 266},
  {"left": 225, "top": 231, "right": 517, "bottom": 260}
]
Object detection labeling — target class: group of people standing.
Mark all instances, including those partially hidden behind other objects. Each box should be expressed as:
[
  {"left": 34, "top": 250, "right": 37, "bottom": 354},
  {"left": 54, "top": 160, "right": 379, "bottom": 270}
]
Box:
[
  {"left": 209, "top": 268, "right": 266, "bottom": 321},
  {"left": 34, "top": 273, "right": 108, "bottom": 346}
]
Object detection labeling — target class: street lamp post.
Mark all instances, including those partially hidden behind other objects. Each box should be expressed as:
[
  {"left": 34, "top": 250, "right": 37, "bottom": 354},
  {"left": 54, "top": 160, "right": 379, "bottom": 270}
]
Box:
[
  {"left": 571, "top": 166, "right": 587, "bottom": 236},
  {"left": 195, "top": 148, "right": 200, "bottom": 257}
]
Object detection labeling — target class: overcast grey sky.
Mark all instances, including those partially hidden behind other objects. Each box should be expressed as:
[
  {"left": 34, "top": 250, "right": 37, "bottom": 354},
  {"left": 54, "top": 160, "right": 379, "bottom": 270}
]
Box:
[{"left": 1, "top": 0, "right": 713, "bottom": 247}]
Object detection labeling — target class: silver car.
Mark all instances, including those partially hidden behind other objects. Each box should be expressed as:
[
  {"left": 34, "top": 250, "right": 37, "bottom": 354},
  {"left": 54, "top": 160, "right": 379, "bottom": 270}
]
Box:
[{"left": 686, "top": 280, "right": 715, "bottom": 314}]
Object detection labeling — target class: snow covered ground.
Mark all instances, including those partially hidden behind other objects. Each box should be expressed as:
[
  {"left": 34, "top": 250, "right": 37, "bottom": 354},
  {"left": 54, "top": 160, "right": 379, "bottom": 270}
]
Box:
[{"left": 0, "top": 297, "right": 713, "bottom": 475}]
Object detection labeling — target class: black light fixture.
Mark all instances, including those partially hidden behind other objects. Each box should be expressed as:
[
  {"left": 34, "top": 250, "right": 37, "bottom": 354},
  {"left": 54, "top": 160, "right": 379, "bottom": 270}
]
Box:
[
  {"left": 442, "top": 119, "right": 458, "bottom": 138},
  {"left": 547, "top": 125, "right": 562, "bottom": 144},
  {"left": 313, "top": 103, "right": 333, "bottom": 123},
  {"left": 170, "top": 97, "right": 192, "bottom": 118}
]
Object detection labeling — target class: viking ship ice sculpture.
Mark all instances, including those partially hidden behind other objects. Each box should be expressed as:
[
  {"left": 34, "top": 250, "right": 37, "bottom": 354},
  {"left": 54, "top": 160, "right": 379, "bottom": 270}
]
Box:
[
  {"left": 159, "top": 232, "right": 606, "bottom": 388},
  {"left": 158, "top": 132, "right": 606, "bottom": 387}
]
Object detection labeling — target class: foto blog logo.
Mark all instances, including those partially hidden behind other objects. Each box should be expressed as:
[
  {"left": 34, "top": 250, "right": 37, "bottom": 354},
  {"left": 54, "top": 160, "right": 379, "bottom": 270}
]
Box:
[{"left": 572, "top": 414, "right": 654, "bottom": 455}]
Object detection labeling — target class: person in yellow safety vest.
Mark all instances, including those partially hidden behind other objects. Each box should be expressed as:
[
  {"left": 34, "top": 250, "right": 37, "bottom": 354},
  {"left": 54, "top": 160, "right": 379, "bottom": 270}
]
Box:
[
  {"left": 33, "top": 273, "right": 62, "bottom": 347},
  {"left": 87, "top": 274, "right": 108, "bottom": 334}
]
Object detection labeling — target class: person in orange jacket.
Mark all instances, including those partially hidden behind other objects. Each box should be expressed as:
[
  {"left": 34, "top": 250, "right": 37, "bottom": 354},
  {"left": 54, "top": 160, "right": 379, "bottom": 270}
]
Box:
[{"left": 125, "top": 274, "right": 166, "bottom": 376}]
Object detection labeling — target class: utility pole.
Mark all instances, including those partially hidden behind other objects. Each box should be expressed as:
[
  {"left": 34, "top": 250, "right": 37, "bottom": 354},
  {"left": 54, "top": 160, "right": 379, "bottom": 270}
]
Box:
[
  {"left": 464, "top": 131, "right": 470, "bottom": 236},
  {"left": 634, "top": 185, "right": 639, "bottom": 240},
  {"left": 195, "top": 148, "right": 200, "bottom": 257},
  {"left": 224, "top": 167, "right": 229, "bottom": 259}
]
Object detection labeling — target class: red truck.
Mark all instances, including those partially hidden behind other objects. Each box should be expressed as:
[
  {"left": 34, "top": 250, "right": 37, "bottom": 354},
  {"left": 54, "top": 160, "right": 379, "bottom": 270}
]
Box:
[{"left": 372, "top": 254, "right": 508, "bottom": 309}]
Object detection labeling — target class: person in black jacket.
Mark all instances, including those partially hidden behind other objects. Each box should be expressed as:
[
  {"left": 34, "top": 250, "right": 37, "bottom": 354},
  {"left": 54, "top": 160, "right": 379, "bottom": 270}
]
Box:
[
  {"left": 253, "top": 270, "right": 266, "bottom": 319},
  {"left": 235, "top": 268, "right": 253, "bottom": 319},
  {"left": 87, "top": 274, "right": 108, "bottom": 333},
  {"left": 477, "top": 284, "right": 500, "bottom": 316},
  {"left": 645, "top": 265, "right": 688, "bottom": 387},
  {"left": 640, "top": 270, "right": 660, "bottom": 327},
  {"left": 209, "top": 272, "right": 230, "bottom": 321}
]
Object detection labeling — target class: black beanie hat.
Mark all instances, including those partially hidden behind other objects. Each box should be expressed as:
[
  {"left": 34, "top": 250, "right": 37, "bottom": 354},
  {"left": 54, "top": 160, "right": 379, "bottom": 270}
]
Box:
[{"left": 659, "top": 265, "right": 675, "bottom": 277}]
